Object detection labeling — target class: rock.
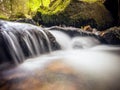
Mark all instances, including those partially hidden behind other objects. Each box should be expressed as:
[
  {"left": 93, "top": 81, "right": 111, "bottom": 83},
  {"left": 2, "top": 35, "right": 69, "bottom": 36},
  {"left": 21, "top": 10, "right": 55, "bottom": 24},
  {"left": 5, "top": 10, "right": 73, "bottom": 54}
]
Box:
[
  {"left": 47, "top": 26, "right": 105, "bottom": 43},
  {"left": 43, "top": 30, "right": 61, "bottom": 51},
  {"left": 15, "top": 18, "right": 38, "bottom": 25},
  {"left": 33, "top": 0, "right": 113, "bottom": 30},
  {"left": 102, "top": 27, "right": 120, "bottom": 45}
]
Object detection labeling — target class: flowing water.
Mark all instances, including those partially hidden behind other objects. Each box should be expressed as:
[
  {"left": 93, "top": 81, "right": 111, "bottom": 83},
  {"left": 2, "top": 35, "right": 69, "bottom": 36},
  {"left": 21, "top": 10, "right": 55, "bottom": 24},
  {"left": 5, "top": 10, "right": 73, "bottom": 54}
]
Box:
[
  {"left": 0, "top": 20, "right": 55, "bottom": 66},
  {"left": 0, "top": 20, "right": 120, "bottom": 90}
]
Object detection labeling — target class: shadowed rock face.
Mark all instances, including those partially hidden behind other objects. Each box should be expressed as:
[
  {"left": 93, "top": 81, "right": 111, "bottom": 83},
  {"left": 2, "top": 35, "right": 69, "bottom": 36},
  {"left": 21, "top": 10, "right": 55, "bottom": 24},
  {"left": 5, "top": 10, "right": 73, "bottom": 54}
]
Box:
[
  {"left": 104, "top": 0, "right": 119, "bottom": 25},
  {"left": 102, "top": 26, "right": 120, "bottom": 45}
]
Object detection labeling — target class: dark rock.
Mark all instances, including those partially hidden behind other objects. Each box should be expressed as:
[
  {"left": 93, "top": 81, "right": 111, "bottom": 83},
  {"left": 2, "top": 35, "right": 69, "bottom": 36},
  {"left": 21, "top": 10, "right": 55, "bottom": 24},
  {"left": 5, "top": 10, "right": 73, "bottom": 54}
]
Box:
[
  {"left": 104, "top": 0, "right": 119, "bottom": 25},
  {"left": 102, "top": 26, "right": 120, "bottom": 45}
]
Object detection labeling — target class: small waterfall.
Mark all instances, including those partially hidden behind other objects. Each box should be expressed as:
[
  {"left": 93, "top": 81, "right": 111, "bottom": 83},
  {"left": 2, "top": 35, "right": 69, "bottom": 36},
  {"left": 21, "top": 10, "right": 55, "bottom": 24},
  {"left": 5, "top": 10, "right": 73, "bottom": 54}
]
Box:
[
  {"left": 50, "top": 30, "right": 100, "bottom": 50},
  {"left": 49, "top": 30, "right": 71, "bottom": 50},
  {"left": 0, "top": 20, "right": 60, "bottom": 66},
  {"left": 0, "top": 20, "right": 102, "bottom": 67},
  {"left": 1, "top": 31, "right": 25, "bottom": 64},
  {"left": 0, "top": 21, "right": 120, "bottom": 90}
]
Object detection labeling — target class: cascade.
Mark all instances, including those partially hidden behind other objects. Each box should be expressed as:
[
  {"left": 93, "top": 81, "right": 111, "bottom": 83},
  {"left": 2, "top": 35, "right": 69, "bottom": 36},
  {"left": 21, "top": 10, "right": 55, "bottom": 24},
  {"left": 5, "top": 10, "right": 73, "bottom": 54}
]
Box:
[
  {"left": 0, "top": 20, "right": 60, "bottom": 68},
  {"left": 0, "top": 20, "right": 102, "bottom": 68},
  {"left": 0, "top": 20, "right": 120, "bottom": 90}
]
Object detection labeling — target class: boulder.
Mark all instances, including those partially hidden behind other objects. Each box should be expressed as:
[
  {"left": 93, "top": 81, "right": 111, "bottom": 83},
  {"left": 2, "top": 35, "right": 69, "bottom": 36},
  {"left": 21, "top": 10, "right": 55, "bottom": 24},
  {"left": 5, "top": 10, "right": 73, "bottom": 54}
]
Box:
[{"left": 33, "top": 0, "right": 113, "bottom": 30}]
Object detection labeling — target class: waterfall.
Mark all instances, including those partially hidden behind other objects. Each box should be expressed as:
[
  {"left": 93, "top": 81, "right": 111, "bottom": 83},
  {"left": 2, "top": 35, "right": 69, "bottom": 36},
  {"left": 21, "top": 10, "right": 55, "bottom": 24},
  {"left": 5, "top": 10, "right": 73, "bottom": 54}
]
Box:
[
  {"left": 50, "top": 30, "right": 100, "bottom": 49},
  {"left": 0, "top": 20, "right": 60, "bottom": 67},
  {"left": 0, "top": 20, "right": 120, "bottom": 90},
  {"left": 0, "top": 20, "right": 119, "bottom": 67},
  {"left": 0, "top": 20, "right": 104, "bottom": 68}
]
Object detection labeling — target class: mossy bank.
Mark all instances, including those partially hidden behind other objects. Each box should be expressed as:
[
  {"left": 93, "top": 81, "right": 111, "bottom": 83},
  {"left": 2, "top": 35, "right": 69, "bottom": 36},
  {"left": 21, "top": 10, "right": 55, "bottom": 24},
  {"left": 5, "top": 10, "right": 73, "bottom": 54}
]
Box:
[{"left": 33, "top": 0, "right": 113, "bottom": 30}]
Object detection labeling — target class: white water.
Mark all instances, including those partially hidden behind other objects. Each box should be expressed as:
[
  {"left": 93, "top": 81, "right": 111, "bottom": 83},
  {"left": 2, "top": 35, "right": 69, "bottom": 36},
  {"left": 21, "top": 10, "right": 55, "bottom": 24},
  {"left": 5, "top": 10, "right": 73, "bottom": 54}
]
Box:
[
  {"left": 12, "top": 46, "right": 119, "bottom": 90},
  {"left": 50, "top": 30, "right": 100, "bottom": 50},
  {"left": 18, "top": 30, "right": 120, "bottom": 84},
  {"left": 0, "top": 20, "right": 53, "bottom": 63},
  {"left": 1, "top": 31, "right": 25, "bottom": 64},
  {"left": 1, "top": 20, "right": 120, "bottom": 90}
]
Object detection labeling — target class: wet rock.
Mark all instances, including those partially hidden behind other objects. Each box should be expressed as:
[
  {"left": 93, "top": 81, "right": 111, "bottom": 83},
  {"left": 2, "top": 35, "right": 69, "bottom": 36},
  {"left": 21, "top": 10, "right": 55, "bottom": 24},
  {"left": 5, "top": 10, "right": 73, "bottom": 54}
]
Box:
[
  {"left": 47, "top": 26, "right": 105, "bottom": 43},
  {"left": 102, "top": 27, "right": 120, "bottom": 45},
  {"left": 43, "top": 30, "right": 61, "bottom": 51},
  {"left": 15, "top": 18, "right": 37, "bottom": 25}
]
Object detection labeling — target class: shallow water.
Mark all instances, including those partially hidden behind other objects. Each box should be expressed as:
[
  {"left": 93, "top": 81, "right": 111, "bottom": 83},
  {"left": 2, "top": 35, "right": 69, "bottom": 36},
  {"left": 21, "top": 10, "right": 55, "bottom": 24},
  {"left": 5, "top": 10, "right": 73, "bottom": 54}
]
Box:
[{"left": 0, "top": 45, "right": 120, "bottom": 90}]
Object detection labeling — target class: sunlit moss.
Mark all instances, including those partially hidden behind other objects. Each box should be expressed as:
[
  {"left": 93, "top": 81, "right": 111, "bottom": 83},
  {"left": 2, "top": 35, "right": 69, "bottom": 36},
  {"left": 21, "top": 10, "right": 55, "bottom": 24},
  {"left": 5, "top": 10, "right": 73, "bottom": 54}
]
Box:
[
  {"left": 42, "top": 0, "right": 51, "bottom": 7},
  {"left": 28, "top": 0, "right": 104, "bottom": 15},
  {"left": 28, "top": 0, "right": 41, "bottom": 12},
  {"left": 37, "top": 0, "right": 71, "bottom": 15}
]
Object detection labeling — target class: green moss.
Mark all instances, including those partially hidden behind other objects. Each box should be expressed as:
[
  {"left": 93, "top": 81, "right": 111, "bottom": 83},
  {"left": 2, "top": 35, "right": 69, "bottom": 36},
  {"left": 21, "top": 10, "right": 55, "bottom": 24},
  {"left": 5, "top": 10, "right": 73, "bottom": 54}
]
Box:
[
  {"left": 0, "top": 15, "right": 9, "bottom": 20},
  {"left": 0, "top": 0, "right": 31, "bottom": 20},
  {"left": 28, "top": 0, "right": 41, "bottom": 12},
  {"left": 37, "top": 0, "right": 71, "bottom": 15}
]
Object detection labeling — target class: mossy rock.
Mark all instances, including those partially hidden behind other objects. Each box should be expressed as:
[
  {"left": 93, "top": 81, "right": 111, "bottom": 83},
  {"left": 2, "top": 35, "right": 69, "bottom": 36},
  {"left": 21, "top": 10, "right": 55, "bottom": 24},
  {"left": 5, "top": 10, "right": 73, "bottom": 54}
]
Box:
[{"left": 33, "top": 0, "right": 113, "bottom": 30}]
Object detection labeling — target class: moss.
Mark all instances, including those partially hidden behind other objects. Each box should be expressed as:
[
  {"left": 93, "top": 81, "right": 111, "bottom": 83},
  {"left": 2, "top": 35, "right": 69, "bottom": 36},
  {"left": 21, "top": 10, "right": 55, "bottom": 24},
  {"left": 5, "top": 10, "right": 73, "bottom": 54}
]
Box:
[
  {"left": 37, "top": 0, "right": 71, "bottom": 15},
  {"left": 0, "top": 0, "right": 33, "bottom": 20},
  {"left": 0, "top": 15, "right": 9, "bottom": 20}
]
